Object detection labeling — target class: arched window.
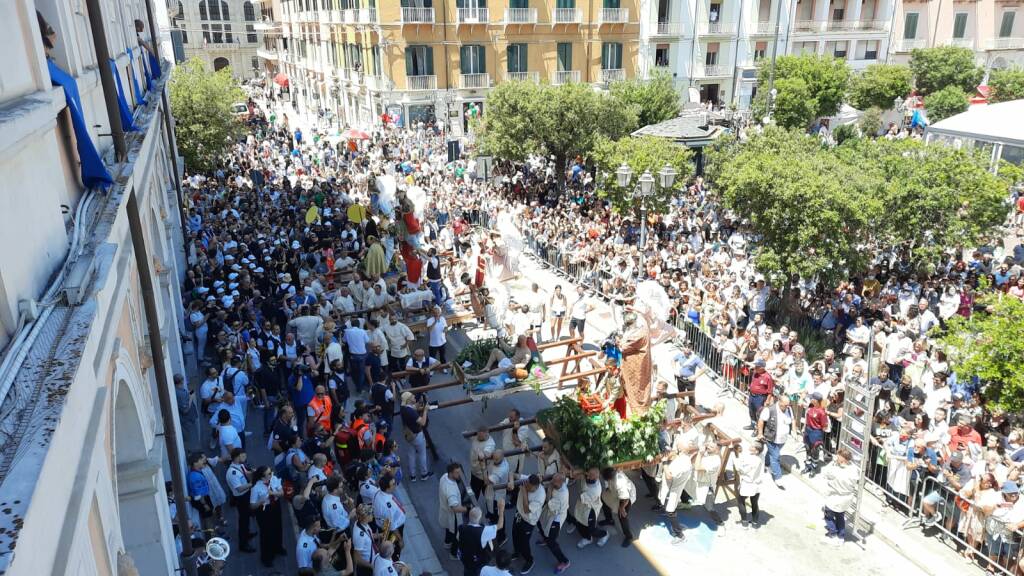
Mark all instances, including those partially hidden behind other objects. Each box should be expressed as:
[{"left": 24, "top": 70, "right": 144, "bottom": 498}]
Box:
[
  {"left": 220, "top": 1, "right": 230, "bottom": 20},
  {"left": 199, "top": 0, "right": 208, "bottom": 20},
  {"left": 244, "top": 1, "right": 256, "bottom": 21},
  {"left": 208, "top": 0, "right": 220, "bottom": 20}
]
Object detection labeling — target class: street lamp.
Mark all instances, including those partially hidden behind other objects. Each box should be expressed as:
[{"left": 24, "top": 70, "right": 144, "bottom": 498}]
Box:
[{"left": 616, "top": 163, "right": 677, "bottom": 279}]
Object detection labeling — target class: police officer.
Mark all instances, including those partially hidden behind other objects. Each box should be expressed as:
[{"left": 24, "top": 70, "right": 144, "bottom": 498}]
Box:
[
  {"left": 351, "top": 505, "right": 376, "bottom": 576},
  {"left": 225, "top": 448, "right": 256, "bottom": 552},
  {"left": 296, "top": 517, "right": 322, "bottom": 569},
  {"left": 321, "top": 477, "right": 352, "bottom": 537}
]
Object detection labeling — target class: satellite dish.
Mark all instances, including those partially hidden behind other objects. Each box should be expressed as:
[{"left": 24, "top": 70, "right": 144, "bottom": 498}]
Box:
[{"left": 206, "top": 537, "right": 230, "bottom": 561}]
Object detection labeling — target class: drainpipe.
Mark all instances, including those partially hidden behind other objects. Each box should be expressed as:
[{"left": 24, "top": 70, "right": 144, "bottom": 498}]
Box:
[
  {"left": 729, "top": 0, "right": 747, "bottom": 105},
  {"left": 126, "top": 189, "right": 198, "bottom": 576},
  {"left": 84, "top": 0, "right": 127, "bottom": 162}
]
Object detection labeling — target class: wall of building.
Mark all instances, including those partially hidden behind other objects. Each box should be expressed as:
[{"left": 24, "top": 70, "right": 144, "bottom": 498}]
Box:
[
  {"left": 0, "top": 1, "right": 188, "bottom": 575},
  {"left": 175, "top": 0, "right": 265, "bottom": 77},
  {"left": 890, "top": 0, "right": 1024, "bottom": 69}
]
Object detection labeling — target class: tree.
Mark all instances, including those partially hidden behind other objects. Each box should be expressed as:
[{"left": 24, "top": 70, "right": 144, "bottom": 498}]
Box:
[
  {"left": 858, "top": 107, "right": 884, "bottom": 137},
  {"left": 715, "top": 127, "right": 882, "bottom": 289},
  {"left": 589, "top": 136, "right": 693, "bottom": 215},
  {"left": 924, "top": 85, "right": 969, "bottom": 122},
  {"left": 168, "top": 58, "right": 245, "bottom": 171},
  {"left": 609, "top": 72, "right": 681, "bottom": 128},
  {"left": 940, "top": 294, "right": 1024, "bottom": 412},
  {"left": 909, "top": 46, "right": 983, "bottom": 95},
  {"left": 848, "top": 64, "right": 912, "bottom": 110},
  {"left": 479, "top": 81, "right": 637, "bottom": 185},
  {"left": 836, "top": 137, "right": 1007, "bottom": 263},
  {"left": 771, "top": 76, "right": 817, "bottom": 129},
  {"left": 757, "top": 54, "right": 851, "bottom": 124},
  {"left": 989, "top": 66, "right": 1024, "bottom": 103}
]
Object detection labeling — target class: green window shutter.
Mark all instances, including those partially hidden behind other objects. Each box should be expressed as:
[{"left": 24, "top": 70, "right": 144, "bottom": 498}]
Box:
[
  {"left": 999, "top": 12, "right": 1015, "bottom": 38},
  {"left": 460, "top": 45, "right": 470, "bottom": 74},
  {"left": 601, "top": 43, "right": 609, "bottom": 69},
  {"left": 604, "top": 0, "right": 620, "bottom": 8},
  {"left": 405, "top": 47, "right": 413, "bottom": 77},
  {"left": 953, "top": 13, "right": 967, "bottom": 39},
  {"left": 903, "top": 13, "right": 918, "bottom": 40},
  {"left": 557, "top": 0, "right": 575, "bottom": 9},
  {"left": 557, "top": 42, "right": 572, "bottom": 71},
  {"left": 426, "top": 46, "right": 434, "bottom": 75},
  {"left": 510, "top": 0, "right": 527, "bottom": 8}
]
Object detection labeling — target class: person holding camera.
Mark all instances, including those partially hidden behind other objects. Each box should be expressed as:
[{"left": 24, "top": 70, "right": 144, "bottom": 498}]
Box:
[{"left": 399, "top": 392, "right": 431, "bottom": 482}]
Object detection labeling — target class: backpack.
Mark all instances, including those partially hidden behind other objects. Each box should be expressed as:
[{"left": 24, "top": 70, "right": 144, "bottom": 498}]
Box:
[
  {"left": 334, "top": 427, "right": 358, "bottom": 466},
  {"left": 274, "top": 450, "right": 298, "bottom": 483}
]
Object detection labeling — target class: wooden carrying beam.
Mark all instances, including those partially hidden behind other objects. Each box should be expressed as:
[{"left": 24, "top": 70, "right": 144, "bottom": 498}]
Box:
[{"left": 461, "top": 417, "right": 538, "bottom": 438}]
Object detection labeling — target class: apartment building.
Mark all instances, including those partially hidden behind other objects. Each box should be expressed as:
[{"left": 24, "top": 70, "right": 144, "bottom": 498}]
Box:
[
  {"left": 266, "top": 0, "right": 641, "bottom": 129},
  {"left": 639, "top": 0, "right": 895, "bottom": 108},
  {"left": 890, "top": 0, "right": 1024, "bottom": 71},
  {"left": 0, "top": 1, "right": 189, "bottom": 575},
  {"left": 171, "top": 0, "right": 265, "bottom": 77}
]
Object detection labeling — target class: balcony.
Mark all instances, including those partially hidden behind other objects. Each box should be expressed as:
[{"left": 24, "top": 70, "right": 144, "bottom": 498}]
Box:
[
  {"left": 793, "top": 20, "right": 822, "bottom": 33},
  {"left": 357, "top": 8, "right": 378, "bottom": 24},
  {"left": 950, "top": 38, "right": 975, "bottom": 49},
  {"left": 364, "top": 75, "right": 385, "bottom": 91},
  {"left": 753, "top": 20, "right": 775, "bottom": 34},
  {"left": 895, "top": 38, "right": 927, "bottom": 51},
  {"left": 986, "top": 37, "right": 1024, "bottom": 50},
  {"left": 652, "top": 64, "right": 673, "bottom": 77},
  {"left": 343, "top": 9, "right": 355, "bottom": 23},
  {"left": 457, "top": 7, "right": 489, "bottom": 24},
  {"left": 856, "top": 20, "right": 886, "bottom": 32},
  {"left": 506, "top": 71, "right": 540, "bottom": 82},
  {"left": 256, "top": 47, "right": 279, "bottom": 61},
  {"left": 460, "top": 73, "right": 491, "bottom": 89},
  {"left": 407, "top": 75, "right": 437, "bottom": 90},
  {"left": 600, "top": 68, "right": 625, "bottom": 83},
  {"left": 402, "top": 7, "right": 435, "bottom": 23},
  {"left": 695, "top": 64, "right": 730, "bottom": 77},
  {"left": 552, "top": 8, "right": 583, "bottom": 24},
  {"left": 327, "top": 9, "right": 341, "bottom": 22},
  {"left": 505, "top": 8, "right": 538, "bottom": 24},
  {"left": 552, "top": 70, "right": 581, "bottom": 84},
  {"left": 652, "top": 21, "right": 681, "bottom": 36},
  {"left": 599, "top": 8, "right": 629, "bottom": 24},
  {"left": 700, "top": 20, "right": 735, "bottom": 35}
]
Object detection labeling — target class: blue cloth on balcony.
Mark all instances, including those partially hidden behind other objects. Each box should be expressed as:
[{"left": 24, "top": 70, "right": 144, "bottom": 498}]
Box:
[
  {"left": 127, "top": 48, "right": 145, "bottom": 104},
  {"left": 150, "top": 51, "right": 162, "bottom": 79},
  {"left": 108, "top": 59, "right": 138, "bottom": 131},
  {"left": 46, "top": 59, "right": 113, "bottom": 189}
]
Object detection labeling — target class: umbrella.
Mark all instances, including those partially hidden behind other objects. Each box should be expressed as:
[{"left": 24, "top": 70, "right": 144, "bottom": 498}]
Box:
[
  {"left": 273, "top": 73, "right": 289, "bottom": 87},
  {"left": 341, "top": 128, "right": 371, "bottom": 140}
]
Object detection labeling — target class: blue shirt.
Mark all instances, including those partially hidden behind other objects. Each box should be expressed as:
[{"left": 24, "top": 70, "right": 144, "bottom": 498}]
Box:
[
  {"left": 291, "top": 374, "right": 315, "bottom": 408},
  {"left": 187, "top": 469, "right": 209, "bottom": 498},
  {"left": 601, "top": 341, "right": 622, "bottom": 367},
  {"left": 673, "top": 353, "right": 705, "bottom": 378}
]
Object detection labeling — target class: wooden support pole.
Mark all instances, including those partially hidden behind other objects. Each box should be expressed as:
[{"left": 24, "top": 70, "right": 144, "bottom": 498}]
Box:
[{"left": 461, "top": 417, "right": 538, "bottom": 438}]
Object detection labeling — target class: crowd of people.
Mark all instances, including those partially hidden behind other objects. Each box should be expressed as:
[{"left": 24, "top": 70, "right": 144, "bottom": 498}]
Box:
[{"left": 168, "top": 83, "right": 1024, "bottom": 576}]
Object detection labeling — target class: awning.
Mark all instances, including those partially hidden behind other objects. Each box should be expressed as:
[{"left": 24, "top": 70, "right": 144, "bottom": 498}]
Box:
[{"left": 274, "top": 72, "right": 289, "bottom": 87}]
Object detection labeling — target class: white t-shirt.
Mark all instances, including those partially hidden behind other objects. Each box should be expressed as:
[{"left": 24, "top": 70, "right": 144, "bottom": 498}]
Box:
[
  {"left": 296, "top": 530, "right": 318, "bottom": 568},
  {"left": 481, "top": 567, "right": 513, "bottom": 576},
  {"left": 217, "top": 424, "right": 241, "bottom": 459},
  {"left": 571, "top": 296, "right": 589, "bottom": 320},
  {"left": 427, "top": 316, "right": 448, "bottom": 347}
]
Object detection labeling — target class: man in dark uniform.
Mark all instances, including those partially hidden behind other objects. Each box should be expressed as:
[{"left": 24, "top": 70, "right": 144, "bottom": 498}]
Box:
[{"left": 458, "top": 507, "right": 499, "bottom": 576}]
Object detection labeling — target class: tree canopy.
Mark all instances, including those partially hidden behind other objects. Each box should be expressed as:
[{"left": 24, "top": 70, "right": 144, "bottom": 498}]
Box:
[
  {"left": 755, "top": 54, "right": 851, "bottom": 129},
  {"left": 989, "top": 67, "right": 1024, "bottom": 103},
  {"left": 924, "top": 85, "right": 969, "bottom": 122},
  {"left": 479, "top": 81, "right": 638, "bottom": 183},
  {"left": 168, "top": 58, "right": 245, "bottom": 171},
  {"left": 940, "top": 294, "right": 1024, "bottom": 412},
  {"left": 713, "top": 128, "right": 1008, "bottom": 289},
  {"left": 608, "top": 72, "right": 681, "bottom": 128},
  {"left": 909, "top": 46, "right": 983, "bottom": 95},
  {"left": 848, "top": 64, "right": 913, "bottom": 110},
  {"left": 589, "top": 135, "right": 693, "bottom": 215}
]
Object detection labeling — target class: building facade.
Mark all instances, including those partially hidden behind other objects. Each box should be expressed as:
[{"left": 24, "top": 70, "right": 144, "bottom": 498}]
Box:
[
  {"left": 265, "top": 0, "right": 642, "bottom": 129},
  {"left": 890, "top": 0, "right": 1024, "bottom": 70},
  {"left": 638, "top": 0, "right": 897, "bottom": 107},
  {"left": 172, "top": 0, "right": 265, "bottom": 77},
  {"left": 0, "top": 1, "right": 188, "bottom": 575}
]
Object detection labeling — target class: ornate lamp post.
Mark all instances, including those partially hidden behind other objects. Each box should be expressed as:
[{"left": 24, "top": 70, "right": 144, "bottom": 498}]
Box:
[{"left": 616, "top": 163, "right": 677, "bottom": 279}]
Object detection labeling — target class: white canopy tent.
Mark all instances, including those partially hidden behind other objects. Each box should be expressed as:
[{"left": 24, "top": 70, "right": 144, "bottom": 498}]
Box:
[{"left": 925, "top": 99, "right": 1024, "bottom": 170}]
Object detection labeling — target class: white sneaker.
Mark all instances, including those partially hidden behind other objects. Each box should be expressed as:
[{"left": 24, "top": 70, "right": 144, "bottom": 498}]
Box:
[
  {"left": 596, "top": 534, "right": 610, "bottom": 547},
  {"left": 576, "top": 538, "right": 592, "bottom": 549},
  {"left": 565, "top": 523, "right": 576, "bottom": 534}
]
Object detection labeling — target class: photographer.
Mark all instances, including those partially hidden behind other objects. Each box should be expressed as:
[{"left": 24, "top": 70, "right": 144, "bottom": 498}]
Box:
[{"left": 399, "top": 392, "right": 431, "bottom": 482}]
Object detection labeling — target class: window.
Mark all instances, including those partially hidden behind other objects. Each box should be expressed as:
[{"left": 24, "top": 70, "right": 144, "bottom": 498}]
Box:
[
  {"left": 753, "top": 41, "right": 767, "bottom": 61},
  {"left": 405, "top": 45, "right": 434, "bottom": 76},
  {"left": 557, "top": 42, "right": 572, "bottom": 71},
  {"left": 833, "top": 40, "right": 848, "bottom": 58},
  {"left": 864, "top": 40, "right": 878, "bottom": 60},
  {"left": 999, "top": 11, "right": 1015, "bottom": 38},
  {"left": 247, "top": 24, "right": 257, "bottom": 43},
  {"left": 456, "top": 0, "right": 486, "bottom": 8},
  {"left": 507, "top": 43, "right": 528, "bottom": 73},
  {"left": 251, "top": 56, "right": 259, "bottom": 70},
  {"left": 953, "top": 12, "right": 968, "bottom": 39},
  {"left": 460, "top": 45, "right": 486, "bottom": 74},
  {"left": 244, "top": 1, "right": 257, "bottom": 20},
  {"left": 709, "top": 2, "right": 720, "bottom": 22},
  {"left": 655, "top": 44, "right": 670, "bottom": 67},
  {"left": 509, "top": 0, "right": 527, "bottom": 7},
  {"left": 224, "top": 24, "right": 233, "bottom": 44},
  {"left": 221, "top": 1, "right": 230, "bottom": 20},
  {"left": 705, "top": 42, "right": 719, "bottom": 65},
  {"left": 209, "top": 0, "right": 221, "bottom": 20},
  {"left": 601, "top": 42, "right": 623, "bottom": 69},
  {"left": 556, "top": 0, "right": 575, "bottom": 9},
  {"left": 371, "top": 45, "right": 381, "bottom": 76},
  {"left": 200, "top": 0, "right": 209, "bottom": 20},
  {"left": 903, "top": 12, "right": 918, "bottom": 39},
  {"left": 603, "top": 0, "right": 620, "bottom": 8},
  {"left": 832, "top": 8, "right": 844, "bottom": 21}
]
